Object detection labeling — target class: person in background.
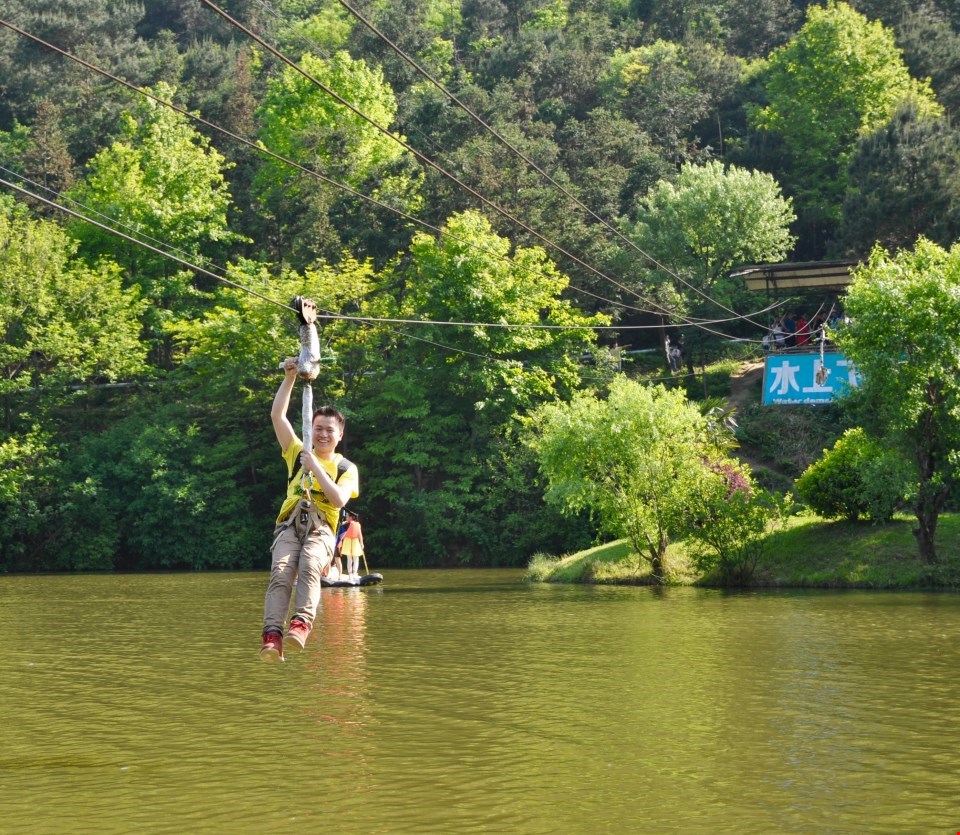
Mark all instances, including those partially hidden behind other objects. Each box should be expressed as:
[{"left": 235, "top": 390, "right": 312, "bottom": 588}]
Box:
[
  {"left": 772, "top": 316, "right": 786, "bottom": 350},
  {"left": 782, "top": 311, "right": 797, "bottom": 348},
  {"left": 339, "top": 514, "right": 365, "bottom": 583}
]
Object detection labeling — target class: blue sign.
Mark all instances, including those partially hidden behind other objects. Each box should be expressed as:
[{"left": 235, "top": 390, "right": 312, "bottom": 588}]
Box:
[{"left": 762, "top": 352, "right": 861, "bottom": 405}]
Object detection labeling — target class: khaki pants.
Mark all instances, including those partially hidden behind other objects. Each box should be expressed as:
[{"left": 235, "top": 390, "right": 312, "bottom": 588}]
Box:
[{"left": 263, "top": 502, "right": 335, "bottom": 634}]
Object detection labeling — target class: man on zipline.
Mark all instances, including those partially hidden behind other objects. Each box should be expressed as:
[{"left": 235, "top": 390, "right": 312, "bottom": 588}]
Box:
[{"left": 260, "top": 298, "right": 358, "bottom": 662}]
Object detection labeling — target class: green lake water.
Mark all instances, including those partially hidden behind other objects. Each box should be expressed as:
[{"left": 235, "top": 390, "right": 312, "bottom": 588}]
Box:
[{"left": 1, "top": 570, "right": 959, "bottom": 833}]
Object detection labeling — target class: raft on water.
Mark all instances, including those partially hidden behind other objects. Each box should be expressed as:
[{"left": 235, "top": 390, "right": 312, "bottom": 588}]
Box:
[{"left": 322, "top": 573, "right": 383, "bottom": 588}]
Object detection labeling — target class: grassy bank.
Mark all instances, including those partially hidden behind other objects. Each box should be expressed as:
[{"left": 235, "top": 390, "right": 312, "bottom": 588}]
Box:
[{"left": 527, "top": 513, "right": 960, "bottom": 589}]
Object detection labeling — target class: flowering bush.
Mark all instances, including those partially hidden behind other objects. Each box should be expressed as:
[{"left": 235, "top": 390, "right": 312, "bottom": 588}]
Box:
[{"left": 688, "top": 459, "right": 791, "bottom": 584}]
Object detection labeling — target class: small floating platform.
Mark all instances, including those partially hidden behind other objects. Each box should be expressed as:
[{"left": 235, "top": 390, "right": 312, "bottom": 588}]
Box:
[{"left": 322, "top": 573, "right": 383, "bottom": 588}]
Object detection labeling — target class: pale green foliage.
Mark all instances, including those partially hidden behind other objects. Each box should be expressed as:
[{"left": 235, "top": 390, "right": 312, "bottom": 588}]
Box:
[
  {"left": 0, "top": 426, "right": 48, "bottom": 505},
  {"left": 256, "top": 52, "right": 419, "bottom": 199},
  {"left": 752, "top": 1, "right": 941, "bottom": 216},
  {"left": 0, "top": 122, "right": 31, "bottom": 166},
  {"left": 0, "top": 201, "right": 146, "bottom": 393},
  {"left": 838, "top": 238, "right": 960, "bottom": 560},
  {"left": 524, "top": 0, "right": 568, "bottom": 30},
  {"left": 0, "top": 426, "right": 62, "bottom": 568},
  {"left": 287, "top": 6, "right": 355, "bottom": 54},
  {"left": 529, "top": 378, "right": 711, "bottom": 575},
  {"left": 401, "top": 210, "right": 608, "bottom": 412},
  {"left": 423, "top": 0, "right": 463, "bottom": 35},
  {"left": 170, "top": 255, "right": 383, "bottom": 404},
  {"left": 796, "top": 427, "right": 911, "bottom": 521},
  {"left": 253, "top": 51, "right": 422, "bottom": 265},
  {"left": 66, "top": 82, "right": 242, "bottom": 286},
  {"left": 631, "top": 160, "right": 795, "bottom": 311},
  {"left": 419, "top": 39, "right": 457, "bottom": 82}
]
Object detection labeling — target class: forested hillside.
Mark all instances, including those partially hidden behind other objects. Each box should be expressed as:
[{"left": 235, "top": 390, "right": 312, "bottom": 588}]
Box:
[{"left": 2, "top": 0, "right": 959, "bottom": 570}]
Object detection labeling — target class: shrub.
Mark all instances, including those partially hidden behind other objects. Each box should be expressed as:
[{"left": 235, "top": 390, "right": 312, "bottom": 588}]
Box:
[
  {"left": 736, "top": 402, "right": 847, "bottom": 476},
  {"left": 687, "top": 458, "right": 792, "bottom": 584},
  {"left": 526, "top": 552, "right": 560, "bottom": 582},
  {"left": 795, "top": 427, "right": 912, "bottom": 521}
]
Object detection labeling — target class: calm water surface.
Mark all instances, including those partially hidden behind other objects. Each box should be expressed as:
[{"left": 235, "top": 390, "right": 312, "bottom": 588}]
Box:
[{"left": 1, "top": 570, "right": 959, "bottom": 833}]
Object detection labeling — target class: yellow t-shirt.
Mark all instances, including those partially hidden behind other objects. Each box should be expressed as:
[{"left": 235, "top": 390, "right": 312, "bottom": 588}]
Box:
[{"left": 275, "top": 440, "right": 359, "bottom": 529}]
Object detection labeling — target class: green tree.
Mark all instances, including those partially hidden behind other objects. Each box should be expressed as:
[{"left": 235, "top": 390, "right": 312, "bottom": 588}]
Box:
[
  {"left": 0, "top": 198, "right": 146, "bottom": 396},
  {"left": 836, "top": 101, "right": 960, "bottom": 256},
  {"left": 254, "top": 51, "right": 422, "bottom": 267},
  {"left": 0, "top": 198, "right": 147, "bottom": 569},
  {"left": 795, "top": 427, "right": 912, "bottom": 521},
  {"left": 65, "top": 83, "right": 242, "bottom": 358},
  {"left": 359, "top": 210, "right": 606, "bottom": 565},
  {"left": 837, "top": 238, "right": 960, "bottom": 562},
  {"left": 630, "top": 160, "right": 796, "bottom": 317},
  {"left": 601, "top": 38, "right": 742, "bottom": 163},
  {"left": 528, "top": 377, "right": 711, "bottom": 578},
  {"left": 751, "top": 1, "right": 941, "bottom": 228}
]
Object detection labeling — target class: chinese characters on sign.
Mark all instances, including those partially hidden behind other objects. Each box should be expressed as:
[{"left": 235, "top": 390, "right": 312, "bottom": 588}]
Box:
[{"left": 763, "top": 352, "right": 861, "bottom": 405}]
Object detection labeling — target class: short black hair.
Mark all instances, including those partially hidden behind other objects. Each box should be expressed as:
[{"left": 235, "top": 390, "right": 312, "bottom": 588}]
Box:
[{"left": 312, "top": 405, "right": 345, "bottom": 431}]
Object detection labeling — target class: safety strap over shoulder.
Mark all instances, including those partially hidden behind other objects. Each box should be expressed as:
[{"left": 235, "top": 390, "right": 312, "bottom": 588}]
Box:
[{"left": 288, "top": 456, "right": 353, "bottom": 488}]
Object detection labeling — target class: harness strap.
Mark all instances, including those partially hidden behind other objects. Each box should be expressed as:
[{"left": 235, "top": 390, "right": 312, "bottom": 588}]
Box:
[{"left": 288, "top": 455, "right": 352, "bottom": 489}]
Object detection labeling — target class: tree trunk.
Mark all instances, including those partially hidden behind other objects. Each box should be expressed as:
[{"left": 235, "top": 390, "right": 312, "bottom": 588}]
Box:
[
  {"left": 650, "top": 535, "right": 668, "bottom": 581},
  {"left": 913, "top": 483, "right": 949, "bottom": 563},
  {"left": 913, "top": 417, "right": 949, "bottom": 563}
]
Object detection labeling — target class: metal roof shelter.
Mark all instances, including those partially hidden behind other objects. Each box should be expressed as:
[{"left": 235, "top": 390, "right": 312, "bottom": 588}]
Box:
[{"left": 732, "top": 260, "right": 859, "bottom": 293}]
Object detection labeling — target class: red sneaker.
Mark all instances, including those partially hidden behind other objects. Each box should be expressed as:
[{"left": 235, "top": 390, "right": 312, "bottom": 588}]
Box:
[
  {"left": 283, "top": 619, "right": 311, "bottom": 653},
  {"left": 259, "top": 630, "right": 284, "bottom": 663}
]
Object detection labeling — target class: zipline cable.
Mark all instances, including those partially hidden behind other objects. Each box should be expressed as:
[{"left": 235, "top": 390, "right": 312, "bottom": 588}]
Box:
[
  {"left": 0, "top": 174, "right": 295, "bottom": 313},
  {"left": 332, "top": 0, "right": 768, "bottom": 327},
  {"left": 1, "top": 173, "right": 773, "bottom": 334},
  {"left": 195, "top": 0, "right": 767, "bottom": 331},
  {"left": 0, "top": 166, "right": 779, "bottom": 351}
]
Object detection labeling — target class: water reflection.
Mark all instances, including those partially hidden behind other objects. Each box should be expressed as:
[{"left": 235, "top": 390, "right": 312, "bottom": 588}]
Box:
[{"left": 305, "top": 588, "right": 370, "bottom": 729}]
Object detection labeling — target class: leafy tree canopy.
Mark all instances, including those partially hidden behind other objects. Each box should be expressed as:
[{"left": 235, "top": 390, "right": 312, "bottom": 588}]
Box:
[
  {"left": 751, "top": 1, "right": 941, "bottom": 221},
  {"left": 0, "top": 197, "right": 146, "bottom": 396},
  {"left": 528, "top": 376, "right": 712, "bottom": 576},
  {"left": 630, "top": 160, "right": 796, "bottom": 317},
  {"left": 65, "top": 82, "right": 242, "bottom": 300},
  {"left": 838, "top": 237, "right": 960, "bottom": 562},
  {"left": 254, "top": 51, "right": 423, "bottom": 266}
]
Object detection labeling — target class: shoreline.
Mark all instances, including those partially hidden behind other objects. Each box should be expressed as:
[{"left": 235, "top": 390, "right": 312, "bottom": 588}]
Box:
[{"left": 526, "top": 513, "right": 960, "bottom": 591}]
